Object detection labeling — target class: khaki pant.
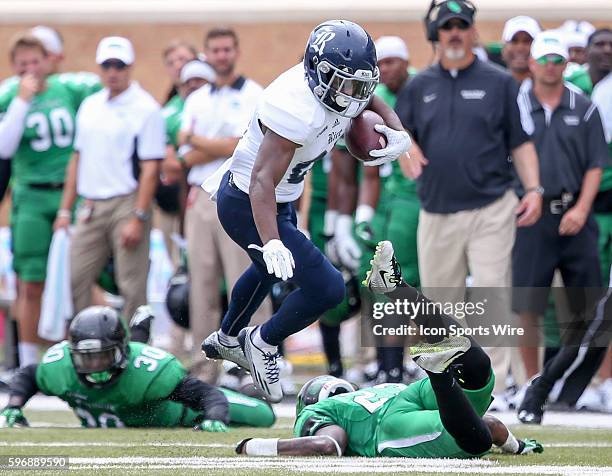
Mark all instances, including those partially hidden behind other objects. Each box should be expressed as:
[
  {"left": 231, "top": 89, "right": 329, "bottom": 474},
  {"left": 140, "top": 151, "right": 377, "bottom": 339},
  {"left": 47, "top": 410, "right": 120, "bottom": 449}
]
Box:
[
  {"left": 71, "top": 193, "right": 151, "bottom": 321},
  {"left": 153, "top": 205, "right": 181, "bottom": 269},
  {"left": 418, "top": 190, "right": 524, "bottom": 392},
  {"left": 186, "top": 187, "right": 271, "bottom": 382}
]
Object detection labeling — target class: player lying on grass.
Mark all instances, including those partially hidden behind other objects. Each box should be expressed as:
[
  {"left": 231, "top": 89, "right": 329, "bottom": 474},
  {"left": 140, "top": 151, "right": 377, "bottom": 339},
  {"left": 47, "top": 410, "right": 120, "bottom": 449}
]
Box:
[
  {"left": 236, "top": 241, "right": 542, "bottom": 458},
  {"left": 0, "top": 306, "right": 275, "bottom": 430}
]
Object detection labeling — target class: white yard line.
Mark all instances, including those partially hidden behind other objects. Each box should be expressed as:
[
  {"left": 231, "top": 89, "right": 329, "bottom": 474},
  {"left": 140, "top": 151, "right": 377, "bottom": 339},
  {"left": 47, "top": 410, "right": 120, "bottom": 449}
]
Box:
[{"left": 60, "top": 457, "right": 612, "bottom": 475}]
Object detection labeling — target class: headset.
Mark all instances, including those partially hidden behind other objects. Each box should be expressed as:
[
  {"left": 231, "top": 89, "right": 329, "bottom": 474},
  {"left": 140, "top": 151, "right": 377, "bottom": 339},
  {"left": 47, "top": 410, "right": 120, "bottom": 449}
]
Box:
[{"left": 424, "top": 0, "right": 477, "bottom": 43}]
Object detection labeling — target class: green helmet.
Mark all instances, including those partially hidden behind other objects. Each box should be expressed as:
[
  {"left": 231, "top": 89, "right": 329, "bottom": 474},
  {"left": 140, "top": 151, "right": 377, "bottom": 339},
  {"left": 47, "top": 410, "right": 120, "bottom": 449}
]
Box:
[{"left": 296, "top": 375, "right": 357, "bottom": 416}]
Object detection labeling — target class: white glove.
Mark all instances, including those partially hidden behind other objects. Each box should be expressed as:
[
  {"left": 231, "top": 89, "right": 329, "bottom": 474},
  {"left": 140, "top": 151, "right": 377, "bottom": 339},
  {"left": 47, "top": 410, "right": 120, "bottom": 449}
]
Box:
[
  {"left": 365, "top": 124, "right": 412, "bottom": 167},
  {"left": 335, "top": 214, "right": 362, "bottom": 271},
  {"left": 248, "top": 239, "right": 295, "bottom": 281}
]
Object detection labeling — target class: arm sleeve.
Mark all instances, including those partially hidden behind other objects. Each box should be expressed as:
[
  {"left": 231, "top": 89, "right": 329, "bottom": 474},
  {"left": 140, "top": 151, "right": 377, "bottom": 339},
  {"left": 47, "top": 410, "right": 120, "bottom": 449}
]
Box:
[
  {"left": 394, "top": 81, "right": 417, "bottom": 138},
  {"left": 137, "top": 109, "right": 166, "bottom": 160},
  {"left": 0, "top": 97, "right": 30, "bottom": 158},
  {"left": 0, "top": 159, "right": 11, "bottom": 201},
  {"left": 504, "top": 76, "right": 530, "bottom": 150},
  {"left": 167, "top": 376, "right": 230, "bottom": 424},
  {"left": 9, "top": 364, "right": 39, "bottom": 405},
  {"left": 585, "top": 105, "right": 609, "bottom": 170}
]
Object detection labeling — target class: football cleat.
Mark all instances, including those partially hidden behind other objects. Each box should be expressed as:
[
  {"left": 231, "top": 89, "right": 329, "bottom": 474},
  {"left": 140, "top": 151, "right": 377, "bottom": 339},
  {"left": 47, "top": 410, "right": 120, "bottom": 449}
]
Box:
[
  {"left": 517, "top": 376, "right": 548, "bottom": 425},
  {"left": 409, "top": 336, "right": 471, "bottom": 374},
  {"left": 238, "top": 326, "right": 283, "bottom": 403},
  {"left": 363, "top": 240, "right": 403, "bottom": 294},
  {"left": 202, "top": 331, "right": 249, "bottom": 370}
]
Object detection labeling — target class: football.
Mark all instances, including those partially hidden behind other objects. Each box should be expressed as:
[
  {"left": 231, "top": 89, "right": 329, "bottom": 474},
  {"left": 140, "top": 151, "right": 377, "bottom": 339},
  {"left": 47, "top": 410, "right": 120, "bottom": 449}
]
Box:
[{"left": 344, "top": 110, "right": 387, "bottom": 162}]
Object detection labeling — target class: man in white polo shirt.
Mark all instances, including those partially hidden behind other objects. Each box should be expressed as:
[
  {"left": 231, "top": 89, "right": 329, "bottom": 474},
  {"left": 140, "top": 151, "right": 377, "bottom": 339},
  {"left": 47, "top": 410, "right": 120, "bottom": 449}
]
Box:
[
  {"left": 177, "top": 27, "right": 266, "bottom": 383},
  {"left": 55, "top": 36, "right": 165, "bottom": 320}
]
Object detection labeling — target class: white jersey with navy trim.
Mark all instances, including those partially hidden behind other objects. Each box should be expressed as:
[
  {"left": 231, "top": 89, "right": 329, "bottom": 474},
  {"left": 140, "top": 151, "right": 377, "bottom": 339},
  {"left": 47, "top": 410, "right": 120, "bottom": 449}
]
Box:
[{"left": 226, "top": 63, "right": 350, "bottom": 203}]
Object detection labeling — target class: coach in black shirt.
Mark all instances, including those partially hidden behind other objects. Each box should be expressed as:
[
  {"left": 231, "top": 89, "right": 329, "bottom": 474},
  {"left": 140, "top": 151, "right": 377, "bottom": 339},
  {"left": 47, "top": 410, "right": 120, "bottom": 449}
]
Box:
[{"left": 395, "top": 0, "right": 542, "bottom": 397}]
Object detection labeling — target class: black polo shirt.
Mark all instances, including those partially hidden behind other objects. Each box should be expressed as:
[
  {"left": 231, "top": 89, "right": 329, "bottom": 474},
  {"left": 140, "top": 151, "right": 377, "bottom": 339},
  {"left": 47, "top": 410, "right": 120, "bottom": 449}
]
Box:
[
  {"left": 395, "top": 58, "right": 529, "bottom": 213},
  {"left": 518, "top": 86, "right": 607, "bottom": 197}
]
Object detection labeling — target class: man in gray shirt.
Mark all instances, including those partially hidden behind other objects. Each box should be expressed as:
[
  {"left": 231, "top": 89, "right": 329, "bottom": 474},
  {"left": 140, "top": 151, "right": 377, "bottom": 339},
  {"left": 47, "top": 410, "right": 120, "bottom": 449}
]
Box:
[
  {"left": 515, "top": 32, "right": 607, "bottom": 424},
  {"left": 395, "top": 0, "right": 542, "bottom": 398}
]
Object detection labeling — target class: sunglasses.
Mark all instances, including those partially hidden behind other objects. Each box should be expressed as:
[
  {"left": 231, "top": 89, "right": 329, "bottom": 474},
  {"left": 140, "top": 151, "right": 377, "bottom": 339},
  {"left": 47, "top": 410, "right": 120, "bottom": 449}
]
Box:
[
  {"left": 439, "top": 20, "right": 470, "bottom": 31},
  {"left": 535, "top": 55, "right": 565, "bottom": 65},
  {"left": 101, "top": 60, "right": 128, "bottom": 70}
]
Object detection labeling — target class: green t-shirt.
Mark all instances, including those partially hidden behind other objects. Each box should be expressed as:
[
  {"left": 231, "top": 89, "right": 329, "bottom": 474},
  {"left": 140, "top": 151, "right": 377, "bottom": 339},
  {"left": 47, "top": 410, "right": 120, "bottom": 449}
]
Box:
[
  {"left": 374, "top": 83, "right": 418, "bottom": 201},
  {"left": 36, "top": 341, "right": 189, "bottom": 428},
  {"left": 0, "top": 72, "right": 100, "bottom": 185},
  {"left": 162, "top": 94, "right": 184, "bottom": 148}
]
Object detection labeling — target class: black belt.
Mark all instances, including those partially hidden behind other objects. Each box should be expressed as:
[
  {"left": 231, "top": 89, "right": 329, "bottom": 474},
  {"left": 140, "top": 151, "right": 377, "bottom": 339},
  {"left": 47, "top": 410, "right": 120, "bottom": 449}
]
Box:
[
  {"left": 28, "top": 182, "right": 64, "bottom": 190},
  {"left": 543, "top": 193, "right": 576, "bottom": 215}
]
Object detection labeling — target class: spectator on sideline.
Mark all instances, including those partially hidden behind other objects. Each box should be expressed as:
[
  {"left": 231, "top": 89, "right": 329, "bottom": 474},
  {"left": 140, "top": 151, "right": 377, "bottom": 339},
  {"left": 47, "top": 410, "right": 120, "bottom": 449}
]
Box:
[
  {"left": 396, "top": 1, "right": 542, "bottom": 398},
  {"left": 0, "top": 35, "right": 101, "bottom": 366},
  {"left": 160, "top": 59, "right": 215, "bottom": 359},
  {"left": 513, "top": 31, "right": 606, "bottom": 382},
  {"left": 177, "top": 27, "right": 267, "bottom": 384},
  {"left": 157, "top": 41, "right": 199, "bottom": 269},
  {"left": 55, "top": 36, "right": 165, "bottom": 320},
  {"left": 501, "top": 16, "right": 541, "bottom": 85}
]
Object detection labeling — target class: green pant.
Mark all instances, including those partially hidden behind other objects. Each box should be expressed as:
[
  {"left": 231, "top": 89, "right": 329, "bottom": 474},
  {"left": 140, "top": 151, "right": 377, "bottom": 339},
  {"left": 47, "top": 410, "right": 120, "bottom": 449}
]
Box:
[
  {"left": 358, "top": 194, "right": 420, "bottom": 287},
  {"left": 183, "top": 388, "right": 275, "bottom": 428},
  {"left": 10, "top": 184, "right": 62, "bottom": 282},
  {"left": 294, "top": 371, "right": 494, "bottom": 458},
  {"left": 595, "top": 213, "right": 612, "bottom": 285}
]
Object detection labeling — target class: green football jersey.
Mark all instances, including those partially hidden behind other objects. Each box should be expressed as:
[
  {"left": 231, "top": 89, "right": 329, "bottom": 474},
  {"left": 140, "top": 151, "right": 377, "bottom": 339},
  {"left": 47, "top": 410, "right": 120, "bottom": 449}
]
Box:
[
  {"left": 0, "top": 72, "right": 100, "bottom": 185},
  {"left": 295, "top": 374, "right": 495, "bottom": 459},
  {"left": 162, "top": 94, "right": 184, "bottom": 148},
  {"left": 36, "top": 341, "right": 188, "bottom": 428}
]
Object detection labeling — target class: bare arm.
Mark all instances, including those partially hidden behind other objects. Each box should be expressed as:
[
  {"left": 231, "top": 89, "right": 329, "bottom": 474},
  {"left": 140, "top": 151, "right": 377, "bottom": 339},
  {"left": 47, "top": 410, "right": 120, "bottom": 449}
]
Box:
[
  {"left": 512, "top": 141, "right": 540, "bottom": 191},
  {"left": 511, "top": 141, "right": 543, "bottom": 227},
  {"left": 359, "top": 166, "right": 380, "bottom": 210},
  {"left": 559, "top": 167, "right": 602, "bottom": 236},
  {"left": 366, "top": 94, "right": 403, "bottom": 131},
  {"left": 250, "top": 128, "right": 298, "bottom": 243},
  {"left": 330, "top": 147, "right": 358, "bottom": 215},
  {"left": 179, "top": 130, "right": 239, "bottom": 159},
  {"left": 236, "top": 425, "right": 347, "bottom": 456},
  {"left": 135, "top": 159, "right": 161, "bottom": 212},
  {"left": 53, "top": 152, "right": 80, "bottom": 230}
]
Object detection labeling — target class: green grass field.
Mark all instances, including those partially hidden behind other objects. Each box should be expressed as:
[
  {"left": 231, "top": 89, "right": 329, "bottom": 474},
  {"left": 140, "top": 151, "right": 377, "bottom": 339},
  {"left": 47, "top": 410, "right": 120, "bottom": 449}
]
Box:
[{"left": 0, "top": 409, "right": 611, "bottom": 475}]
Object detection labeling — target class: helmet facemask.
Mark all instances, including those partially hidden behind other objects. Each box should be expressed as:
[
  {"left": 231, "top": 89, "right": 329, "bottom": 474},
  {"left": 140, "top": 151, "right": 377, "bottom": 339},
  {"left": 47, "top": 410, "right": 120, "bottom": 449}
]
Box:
[
  {"left": 70, "top": 339, "right": 127, "bottom": 388},
  {"left": 313, "top": 60, "right": 379, "bottom": 118}
]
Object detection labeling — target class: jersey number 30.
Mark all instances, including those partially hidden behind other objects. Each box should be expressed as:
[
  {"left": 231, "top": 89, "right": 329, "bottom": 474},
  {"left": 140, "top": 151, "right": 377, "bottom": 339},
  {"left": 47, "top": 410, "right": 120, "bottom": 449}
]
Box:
[{"left": 133, "top": 346, "right": 167, "bottom": 372}]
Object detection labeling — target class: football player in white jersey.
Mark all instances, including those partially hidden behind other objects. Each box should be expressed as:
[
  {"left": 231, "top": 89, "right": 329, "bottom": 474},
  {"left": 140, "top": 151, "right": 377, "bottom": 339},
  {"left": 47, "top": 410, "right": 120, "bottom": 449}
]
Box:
[{"left": 202, "top": 20, "right": 411, "bottom": 402}]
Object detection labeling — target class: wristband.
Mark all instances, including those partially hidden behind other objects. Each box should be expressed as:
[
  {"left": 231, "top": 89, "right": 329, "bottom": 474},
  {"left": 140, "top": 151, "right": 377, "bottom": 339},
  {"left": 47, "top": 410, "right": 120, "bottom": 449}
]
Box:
[
  {"left": 355, "top": 204, "right": 375, "bottom": 224},
  {"left": 133, "top": 208, "right": 151, "bottom": 222},
  {"left": 525, "top": 185, "right": 544, "bottom": 196},
  {"left": 56, "top": 209, "right": 71, "bottom": 219},
  {"left": 323, "top": 210, "right": 338, "bottom": 237},
  {"left": 244, "top": 438, "right": 279, "bottom": 456}
]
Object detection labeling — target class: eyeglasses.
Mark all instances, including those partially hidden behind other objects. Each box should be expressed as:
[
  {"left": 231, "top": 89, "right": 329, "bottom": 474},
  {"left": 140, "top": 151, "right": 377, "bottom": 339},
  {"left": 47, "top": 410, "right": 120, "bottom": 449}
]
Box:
[
  {"left": 439, "top": 19, "right": 470, "bottom": 31},
  {"left": 535, "top": 55, "right": 565, "bottom": 65},
  {"left": 101, "top": 60, "right": 128, "bottom": 70}
]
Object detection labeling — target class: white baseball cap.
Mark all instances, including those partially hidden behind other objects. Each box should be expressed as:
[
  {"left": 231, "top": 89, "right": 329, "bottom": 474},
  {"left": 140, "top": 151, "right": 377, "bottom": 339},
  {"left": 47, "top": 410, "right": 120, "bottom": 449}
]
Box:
[
  {"left": 30, "top": 26, "right": 63, "bottom": 55},
  {"left": 564, "top": 30, "right": 588, "bottom": 49},
  {"left": 375, "top": 36, "right": 409, "bottom": 61},
  {"left": 180, "top": 60, "right": 216, "bottom": 83},
  {"left": 531, "top": 31, "right": 569, "bottom": 60},
  {"left": 502, "top": 16, "right": 541, "bottom": 43},
  {"left": 96, "top": 36, "right": 134, "bottom": 65}
]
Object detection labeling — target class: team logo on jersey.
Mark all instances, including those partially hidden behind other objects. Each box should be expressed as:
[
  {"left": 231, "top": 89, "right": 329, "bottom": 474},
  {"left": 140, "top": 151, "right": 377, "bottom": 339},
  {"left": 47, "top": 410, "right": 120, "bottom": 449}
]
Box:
[
  {"left": 311, "top": 29, "right": 336, "bottom": 54},
  {"left": 563, "top": 115, "right": 579, "bottom": 126},
  {"left": 328, "top": 129, "right": 343, "bottom": 145},
  {"left": 460, "top": 89, "right": 486, "bottom": 100}
]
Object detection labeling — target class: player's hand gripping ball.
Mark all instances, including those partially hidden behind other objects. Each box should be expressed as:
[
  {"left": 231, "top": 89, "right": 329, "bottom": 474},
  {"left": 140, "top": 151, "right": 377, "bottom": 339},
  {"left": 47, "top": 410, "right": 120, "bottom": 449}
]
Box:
[{"left": 344, "top": 110, "right": 387, "bottom": 162}]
